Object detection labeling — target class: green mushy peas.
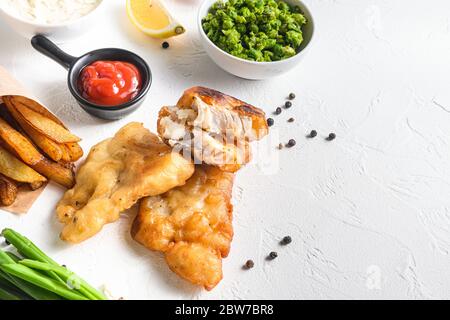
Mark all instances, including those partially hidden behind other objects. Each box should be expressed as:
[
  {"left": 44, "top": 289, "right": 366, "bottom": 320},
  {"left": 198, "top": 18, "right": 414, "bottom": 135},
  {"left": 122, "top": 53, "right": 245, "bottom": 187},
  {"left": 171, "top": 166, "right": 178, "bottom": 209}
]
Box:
[{"left": 202, "top": 0, "right": 307, "bottom": 62}]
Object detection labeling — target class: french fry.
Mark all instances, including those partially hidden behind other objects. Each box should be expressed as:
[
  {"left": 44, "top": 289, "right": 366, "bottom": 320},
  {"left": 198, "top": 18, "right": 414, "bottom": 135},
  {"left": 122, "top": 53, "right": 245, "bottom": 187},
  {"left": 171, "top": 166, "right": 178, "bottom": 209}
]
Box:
[
  {"left": 6, "top": 96, "right": 66, "bottom": 127},
  {"left": 29, "top": 181, "right": 45, "bottom": 191},
  {"left": 3, "top": 100, "right": 64, "bottom": 162},
  {"left": 0, "top": 102, "right": 22, "bottom": 131},
  {"left": 0, "top": 116, "right": 44, "bottom": 165},
  {"left": 0, "top": 174, "right": 18, "bottom": 206},
  {"left": 0, "top": 97, "right": 77, "bottom": 189},
  {"left": 31, "top": 158, "right": 75, "bottom": 189},
  {"left": 0, "top": 120, "right": 73, "bottom": 188},
  {"left": 0, "top": 146, "right": 46, "bottom": 184},
  {"left": 21, "top": 125, "right": 64, "bottom": 162},
  {"left": 12, "top": 101, "right": 80, "bottom": 144},
  {"left": 62, "top": 143, "right": 83, "bottom": 162},
  {"left": 59, "top": 145, "right": 72, "bottom": 163}
]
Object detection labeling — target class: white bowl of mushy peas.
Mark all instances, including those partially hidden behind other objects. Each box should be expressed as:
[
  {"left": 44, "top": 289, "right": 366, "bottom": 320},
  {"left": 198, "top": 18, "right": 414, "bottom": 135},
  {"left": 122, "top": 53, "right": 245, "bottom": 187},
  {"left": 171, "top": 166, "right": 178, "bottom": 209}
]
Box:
[{"left": 198, "top": 0, "right": 315, "bottom": 80}]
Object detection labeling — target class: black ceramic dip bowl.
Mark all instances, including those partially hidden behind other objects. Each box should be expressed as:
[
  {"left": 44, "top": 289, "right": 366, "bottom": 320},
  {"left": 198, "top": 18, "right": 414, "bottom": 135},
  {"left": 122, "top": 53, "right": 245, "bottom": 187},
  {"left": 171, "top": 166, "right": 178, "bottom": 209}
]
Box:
[{"left": 31, "top": 35, "right": 152, "bottom": 120}]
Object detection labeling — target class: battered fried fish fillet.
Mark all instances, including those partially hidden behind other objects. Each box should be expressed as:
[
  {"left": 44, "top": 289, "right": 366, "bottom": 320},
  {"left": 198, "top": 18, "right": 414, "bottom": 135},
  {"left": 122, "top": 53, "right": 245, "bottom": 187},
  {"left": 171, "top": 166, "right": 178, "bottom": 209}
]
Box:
[
  {"left": 132, "top": 165, "right": 234, "bottom": 290},
  {"left": 157, "top": 86, "right": 268, "bottom": 172},
  {"left": 56, "top": 122, "right": 194, "bottom": 243}
]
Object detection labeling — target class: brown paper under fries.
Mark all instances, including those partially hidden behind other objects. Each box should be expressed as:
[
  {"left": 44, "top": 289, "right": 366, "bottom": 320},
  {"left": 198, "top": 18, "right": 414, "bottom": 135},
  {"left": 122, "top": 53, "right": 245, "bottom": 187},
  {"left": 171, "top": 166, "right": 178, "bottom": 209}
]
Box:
[
  {"left": 2, "top": 183, "right": 47, "bottom": 214},
  {"left": 0, "top": 66, "right": 53, "bottom": 214}
]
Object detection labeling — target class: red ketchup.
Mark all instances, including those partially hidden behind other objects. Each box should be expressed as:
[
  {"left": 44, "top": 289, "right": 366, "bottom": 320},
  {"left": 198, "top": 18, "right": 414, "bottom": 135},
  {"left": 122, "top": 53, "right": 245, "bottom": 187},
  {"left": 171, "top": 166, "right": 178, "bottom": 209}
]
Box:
[{"left": 78, "top": 61, "right": 141, "bottom": 106}]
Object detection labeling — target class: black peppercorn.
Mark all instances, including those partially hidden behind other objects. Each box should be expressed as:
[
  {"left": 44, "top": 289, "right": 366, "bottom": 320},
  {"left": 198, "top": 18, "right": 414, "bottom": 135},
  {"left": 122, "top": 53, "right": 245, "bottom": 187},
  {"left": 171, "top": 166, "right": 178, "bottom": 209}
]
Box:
[
  {"left": 286, "top": 139, "right": 296, "bottom": 147},
  {"left": 288, "top": 117, "right": 294, "bottom": 123},
  {"left": 289, "top": 93, "right": 296, "bottom": 100},
  {"left": 269, "top": 252, "right": 278, "bottom": 260},
  {"left": 281, "top": 236, "right": 292, "bottom": 245},
  {"left": 267, "top": 118, "right": 274, "bottom": 126},
  {"left": 309, "top": 130, "right": 317, "bottom": 138},
  {"left": 284, "top": 101, "right": 292, "bottom": 108},
  {"left": 162, "top": 41, "right": 169, "bottom": 49},
  {"left": 245, "top": 260, "right": 255, "bottom": 269},
  {"left": 327, "top": 133, "right": 336, "bottom": 141},
  {"left": 275, "top": 107, "right": 282, "bottom": 115}
]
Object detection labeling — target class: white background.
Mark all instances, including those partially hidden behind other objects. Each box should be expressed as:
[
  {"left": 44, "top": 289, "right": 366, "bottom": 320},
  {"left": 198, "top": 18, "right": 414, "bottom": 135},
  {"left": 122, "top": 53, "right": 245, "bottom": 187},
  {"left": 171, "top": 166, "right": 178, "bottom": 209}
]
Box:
[{"left": 1, "top": 0, "right": 450, "bottom": 299}]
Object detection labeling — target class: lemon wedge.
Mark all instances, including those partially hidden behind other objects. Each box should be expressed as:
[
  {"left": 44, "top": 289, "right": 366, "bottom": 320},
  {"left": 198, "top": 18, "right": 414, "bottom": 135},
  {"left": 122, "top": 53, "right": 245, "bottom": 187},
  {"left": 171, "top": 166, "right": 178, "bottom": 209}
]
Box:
[{"left": 126, "top": 0, "right": 185, "bottom": 38}]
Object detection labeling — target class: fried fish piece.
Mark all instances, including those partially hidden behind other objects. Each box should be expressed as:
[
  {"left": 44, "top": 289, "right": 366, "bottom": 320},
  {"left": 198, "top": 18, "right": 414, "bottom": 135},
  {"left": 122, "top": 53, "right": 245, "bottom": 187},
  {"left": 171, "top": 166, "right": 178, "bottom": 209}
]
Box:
[
  {"left": 56, "top": 122, "right": 194, "bottom": 243},
  {"left": 132, "top": 165, "right": 234, "bottom": 290},
  {"left": 157, "top": 86, "right": 268, "bottom": 172}
]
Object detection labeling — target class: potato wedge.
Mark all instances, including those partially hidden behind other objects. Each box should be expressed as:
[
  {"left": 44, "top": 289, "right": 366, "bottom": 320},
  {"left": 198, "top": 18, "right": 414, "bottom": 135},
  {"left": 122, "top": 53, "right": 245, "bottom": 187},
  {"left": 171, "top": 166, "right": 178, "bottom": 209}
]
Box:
[
  {"left": 0, "top": 119, "right": 73, "bottom": 188},
  {"left": 0, "top": 174, "right": 18, "bottom": 206},
  {"left": 0, "top": 116, "right": 44, "bottom": 165},
  {"left": 22, "top": 126, "right": 64, "bottom": 162},
  {"left": 62, "top": 142, "right": 83, "bottom": 162},
  {"left": 4, "top": 100, "right": 64, "bottom": 162},
  {"left": 29, "top": 180, "right": 45, "bottom": 191},
  {"left": 31, "top": 158, "right": 75, "bottom": 189},
  {"left": 6, "top": 96, "right": 66, "bottom": 127},
  {"left": 0, "top": 146, "right": 46, "bottom": 184},
  {"left": 0, "top": 102, "right": 22, "bottom": 131},
  {"left": 59, "top": 144, "right": 72, "bottom": 163},
  {"left": 13, "top": 101, "right": 80, "bottom": 143}
]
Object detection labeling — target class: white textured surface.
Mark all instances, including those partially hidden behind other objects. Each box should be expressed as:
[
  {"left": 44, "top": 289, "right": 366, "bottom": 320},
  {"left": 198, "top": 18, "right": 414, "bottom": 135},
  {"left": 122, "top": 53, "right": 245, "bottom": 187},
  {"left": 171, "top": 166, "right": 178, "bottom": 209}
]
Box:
[{"left": 1, "top": 0, "right": 450, "bottom": 299}]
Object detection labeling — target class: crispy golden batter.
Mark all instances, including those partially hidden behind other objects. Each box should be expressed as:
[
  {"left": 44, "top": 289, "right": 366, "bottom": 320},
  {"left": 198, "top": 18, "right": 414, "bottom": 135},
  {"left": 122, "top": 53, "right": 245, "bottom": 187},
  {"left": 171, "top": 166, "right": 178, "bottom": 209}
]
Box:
[
  {"left": 132, "top": 165, "right": 234, "bottom": 290},
  {"left": 56, "top": 123, "right": 194, "bottom": 243},
  {"left": 157, "top": 86, "right": 268, "bottom": 172}
]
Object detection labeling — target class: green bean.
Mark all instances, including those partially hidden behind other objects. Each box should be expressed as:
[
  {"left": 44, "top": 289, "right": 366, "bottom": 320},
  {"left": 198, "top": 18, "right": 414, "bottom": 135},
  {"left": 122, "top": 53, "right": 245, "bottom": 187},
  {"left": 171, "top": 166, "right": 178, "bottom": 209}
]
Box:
[
  {"left": 0, "top": 250, "right": 61, "bottom": 300},
  {"left": 1, "top": 229, "right": 58, "bottom": 265},
  {"left": 20, "top": 260, "right": 106, "bottom": 300},
  {"left": 6, "top": 252, "right": 21, "bottom": 262},
  {"left": 1, "top": 229, "right": 64, "bottom": 284},
  {"left": 1, "top": 229, "right": 105, "bottom": 300},
  {"left": 0, "top": 249, "right": 14, "bottom": 264},
  {"left": 0, "top": 269, "right": 61, "bottom": 300},
  {"left": 0, "top": 263, "right": 86, "bottom": 300},
  {"left": 0, "top": 276, "right": 31, "bottom": 300},
  {"left": 0, "top": 275, "right": 20, "bottom": 295},
  {"left": 0, "top": 274, "right": 12, "bottom": 288},
  {"left": 0, "top": 285, "right": 22, "bottom": 300}
]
